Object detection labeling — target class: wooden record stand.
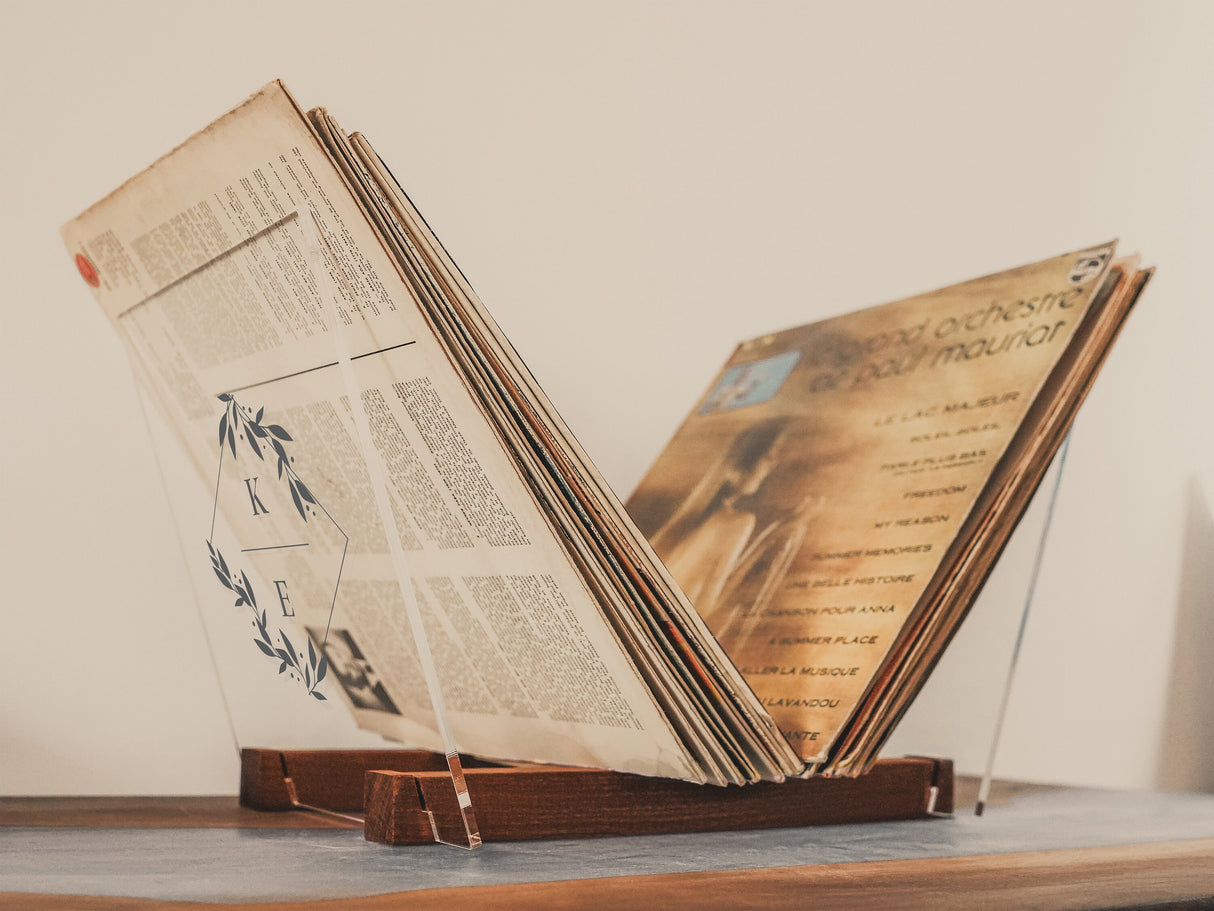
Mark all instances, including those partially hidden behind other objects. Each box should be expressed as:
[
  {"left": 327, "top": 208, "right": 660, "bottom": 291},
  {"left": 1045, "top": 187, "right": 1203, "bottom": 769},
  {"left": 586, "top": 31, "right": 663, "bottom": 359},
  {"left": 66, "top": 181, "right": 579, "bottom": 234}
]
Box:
[{"left": 240, "top": 749, "right": 953, "bottom": 845}]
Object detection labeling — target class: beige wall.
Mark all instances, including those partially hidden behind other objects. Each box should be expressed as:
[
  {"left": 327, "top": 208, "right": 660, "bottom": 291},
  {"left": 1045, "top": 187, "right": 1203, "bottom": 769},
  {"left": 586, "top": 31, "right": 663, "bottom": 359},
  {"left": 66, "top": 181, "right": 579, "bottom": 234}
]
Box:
[{"left": 3, "top": 0, "right": 1212, "bottom": 794}]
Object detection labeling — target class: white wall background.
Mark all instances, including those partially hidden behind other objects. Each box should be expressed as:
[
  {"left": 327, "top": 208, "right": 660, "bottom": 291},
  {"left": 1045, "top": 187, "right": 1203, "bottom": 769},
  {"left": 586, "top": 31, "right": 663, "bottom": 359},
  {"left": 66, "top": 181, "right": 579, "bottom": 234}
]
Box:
[{"left": 2, "top": 0, "right": 1211, "bottom": 796}]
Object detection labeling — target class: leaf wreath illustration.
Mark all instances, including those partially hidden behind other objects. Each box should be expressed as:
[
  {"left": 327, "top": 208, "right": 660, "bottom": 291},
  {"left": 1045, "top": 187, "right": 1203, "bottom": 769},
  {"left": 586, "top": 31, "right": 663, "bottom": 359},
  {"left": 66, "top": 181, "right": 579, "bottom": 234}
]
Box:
[
  {"left": 206, "top": 539, "right": 328, "bottom": 700},
  {"left": 207, "top": 393, "right": 334, "bottom": 699},
  {"left": 216, "top": 392, "right": 317, "bottom": 522}
]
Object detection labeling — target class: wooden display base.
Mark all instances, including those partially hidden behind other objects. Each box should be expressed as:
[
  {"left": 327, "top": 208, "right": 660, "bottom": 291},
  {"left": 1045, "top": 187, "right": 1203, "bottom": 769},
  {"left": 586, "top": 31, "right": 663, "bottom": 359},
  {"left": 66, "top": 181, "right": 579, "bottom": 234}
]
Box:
[{"left": 240, "top": 748, "right": 953, "bottom": 845}]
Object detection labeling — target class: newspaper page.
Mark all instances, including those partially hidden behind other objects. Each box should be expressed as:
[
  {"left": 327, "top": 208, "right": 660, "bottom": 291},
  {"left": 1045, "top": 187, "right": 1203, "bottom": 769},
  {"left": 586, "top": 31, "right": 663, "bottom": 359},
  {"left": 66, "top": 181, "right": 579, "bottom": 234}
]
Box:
[
  {"left": 62, "top": 82, "right": 703, "bottom": 781},
  {"left": 627, "top": 246, "right": 1128, "bottom": 766},
  {"left": 319, "top": 117, "right": 800, "bottom": 782}
]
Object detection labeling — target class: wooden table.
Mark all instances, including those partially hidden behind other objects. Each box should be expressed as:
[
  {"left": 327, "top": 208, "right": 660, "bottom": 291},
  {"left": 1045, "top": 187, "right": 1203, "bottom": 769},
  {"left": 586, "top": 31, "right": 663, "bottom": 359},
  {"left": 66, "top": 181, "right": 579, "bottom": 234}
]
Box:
[{"left": 3, "top": 780, "right": 1213, "bottom": 909}]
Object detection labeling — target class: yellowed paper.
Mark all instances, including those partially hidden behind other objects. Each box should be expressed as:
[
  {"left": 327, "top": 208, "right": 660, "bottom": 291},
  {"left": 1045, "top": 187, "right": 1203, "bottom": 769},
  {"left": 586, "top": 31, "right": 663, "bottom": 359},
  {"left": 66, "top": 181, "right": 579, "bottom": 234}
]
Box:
[
  {"left": 629, "top": 246, "right": 1117, "bottom": 762},
  {"left": 62, "top": 82, "right": 702, "bottom": 781}
]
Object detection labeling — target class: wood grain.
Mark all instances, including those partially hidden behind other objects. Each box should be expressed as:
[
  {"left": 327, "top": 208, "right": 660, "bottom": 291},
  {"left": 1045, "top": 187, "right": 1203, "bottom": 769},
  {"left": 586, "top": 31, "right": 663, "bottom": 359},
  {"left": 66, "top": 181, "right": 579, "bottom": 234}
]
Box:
[
  {"left": 239, "top": 748, "right": 457, "bottom": 811},
  {"left": 0, "top": 796, "right": 343, "bottom": 829},
  {"left": 365, "top": 757, "right": 952, "bottom": 844},
  {"left": 3, "top": 837, "right": 1212, "bottom": 910},
  {"left": 237, "top": 749, "right": 951, "bottom": 843}
]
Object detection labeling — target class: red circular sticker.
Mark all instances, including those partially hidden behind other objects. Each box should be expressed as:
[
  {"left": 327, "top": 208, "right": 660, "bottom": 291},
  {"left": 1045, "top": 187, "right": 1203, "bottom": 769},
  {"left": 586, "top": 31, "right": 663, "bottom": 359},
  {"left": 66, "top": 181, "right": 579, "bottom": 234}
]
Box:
[{"left": 75, "top": 252, "right": 100, "bottom": 288}]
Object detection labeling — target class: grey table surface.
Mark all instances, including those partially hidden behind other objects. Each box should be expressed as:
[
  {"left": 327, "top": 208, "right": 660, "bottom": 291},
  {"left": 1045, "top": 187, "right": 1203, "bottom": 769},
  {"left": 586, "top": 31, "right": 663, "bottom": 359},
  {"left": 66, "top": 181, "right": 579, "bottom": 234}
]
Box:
[{"left": 2, "top": 785, "right": 1213, "bottom": 903}]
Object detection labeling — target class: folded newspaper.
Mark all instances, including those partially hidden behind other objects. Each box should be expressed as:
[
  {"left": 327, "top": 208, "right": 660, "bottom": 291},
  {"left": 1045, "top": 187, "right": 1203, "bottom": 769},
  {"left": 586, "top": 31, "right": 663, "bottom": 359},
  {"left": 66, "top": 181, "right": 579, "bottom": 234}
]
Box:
[{"left": 62, "top": 82, "right": 1151, "bottom": 783}]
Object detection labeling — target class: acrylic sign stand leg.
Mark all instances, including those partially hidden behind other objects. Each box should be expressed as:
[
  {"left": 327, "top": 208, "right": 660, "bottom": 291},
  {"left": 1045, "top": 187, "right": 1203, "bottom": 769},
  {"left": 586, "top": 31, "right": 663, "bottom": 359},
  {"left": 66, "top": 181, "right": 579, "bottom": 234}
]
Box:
[
  {"left": 308, "top": 214, "right": 480, "bottom": 847},
  {"left": 975, "top": 432, "right": 1072, "bottom": 816},
  {"left": 125, "top": 353, "right": 245, "bottom": 765},
  {"left": 128, "top": 343, "right": 373, "bottom": 831}
]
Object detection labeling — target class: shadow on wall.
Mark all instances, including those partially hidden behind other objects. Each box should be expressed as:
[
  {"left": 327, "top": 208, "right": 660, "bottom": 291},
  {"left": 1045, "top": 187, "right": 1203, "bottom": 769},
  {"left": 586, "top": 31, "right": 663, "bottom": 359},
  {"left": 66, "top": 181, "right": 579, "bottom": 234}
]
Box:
[{"left": 1156, "top": 476, "right": 1214, "bottom": 792}]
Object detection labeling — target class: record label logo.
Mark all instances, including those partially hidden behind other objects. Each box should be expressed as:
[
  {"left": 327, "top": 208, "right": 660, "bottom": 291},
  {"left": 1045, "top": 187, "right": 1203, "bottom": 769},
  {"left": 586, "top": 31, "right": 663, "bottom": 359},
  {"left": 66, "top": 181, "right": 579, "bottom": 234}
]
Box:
[{"left": 75, "top": 252, "right": 100, "bottom": 288}]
